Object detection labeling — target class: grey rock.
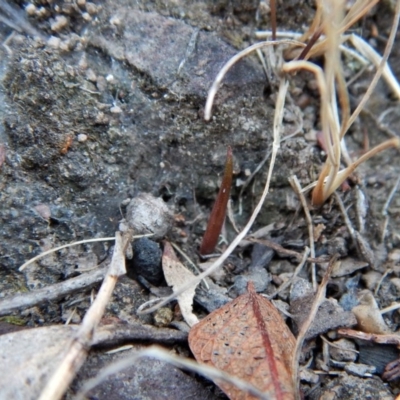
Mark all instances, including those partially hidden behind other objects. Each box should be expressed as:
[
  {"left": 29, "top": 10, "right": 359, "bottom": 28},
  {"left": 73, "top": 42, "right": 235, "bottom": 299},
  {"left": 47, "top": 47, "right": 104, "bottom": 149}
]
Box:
[
  {"left": 290, "top": 295, "right": 357, "bottom": 339},
  {"left": 289, "top": 277, "right": 313, "bottom": 302},
  {"left": 110, "top": 10, "right": 264, "bottom": 98},
  {"left": 249, "top": 241, "right": 276, "bottom": 269},
  {"left": 195, "top": 281, "right": 230, "bottom": 313},
  {"left": 228, "top": 266, "right": 270, "bottom": 297},
  {"left": 344, "top": 362, "right": 376, "bottom": 377},
  {"left": 330, "top": 339, "right": 358, "bottom": 362},
  {"left": 331, "top": 258, "right": 368, "bottom": 278},
  {"left": 308, "top": 373, "right": 393, "bottom": 400}
]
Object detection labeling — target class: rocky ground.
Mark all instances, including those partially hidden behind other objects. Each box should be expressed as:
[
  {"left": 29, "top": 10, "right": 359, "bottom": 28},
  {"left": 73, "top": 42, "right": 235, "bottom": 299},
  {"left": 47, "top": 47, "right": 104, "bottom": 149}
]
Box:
[{"left": 0, "top": 0, "right": 400, "bottom": 399}]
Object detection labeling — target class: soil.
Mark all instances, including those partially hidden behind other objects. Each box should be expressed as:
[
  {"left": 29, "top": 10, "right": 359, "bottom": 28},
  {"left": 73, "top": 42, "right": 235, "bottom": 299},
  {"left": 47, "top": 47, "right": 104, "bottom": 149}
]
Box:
[{"left": 0, "top": 0, "right": 400, "bottom": 399}]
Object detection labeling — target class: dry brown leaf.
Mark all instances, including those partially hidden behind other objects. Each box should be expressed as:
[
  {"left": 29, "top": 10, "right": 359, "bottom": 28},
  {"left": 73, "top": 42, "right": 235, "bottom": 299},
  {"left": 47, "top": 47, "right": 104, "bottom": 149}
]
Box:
[
  {"left": 188, "top": 282, "right": 296, "bottom": 400},
  {"left": 162, "top": 241, "right": 199, "bottom": 327}
]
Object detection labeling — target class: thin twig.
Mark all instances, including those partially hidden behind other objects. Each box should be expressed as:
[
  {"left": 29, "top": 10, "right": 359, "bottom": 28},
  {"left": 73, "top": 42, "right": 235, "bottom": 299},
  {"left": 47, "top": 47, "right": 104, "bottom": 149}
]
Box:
[
  {"left": 381, "top": 176, "right": 400, "bottom": 242},
  {"left": 292, "top": 255, "right": 338, "bottom": 400},
  {"left": 334, "top": 192, "right": 357, "bottom": 244},
  {"left": 375, "top": 268, "right": 392, "bottom": 296},
  {"left": 0, "top": 264, "right": 106, "bottom": 316},
  {"left": 320, "top": 335, "right": 359, "bottom": 354},
  {"left": 19, "top": 237, "right": 115, "bottom": 271},
  {"left": 289, "top": 176, "right": 316, "bottom": 290},
  {"left": 247, "top": 237, "right": 327, "bottom": 263},
  {"left": 380, "top": 302, "right": 400, "bottom": 315},
  {"left": 19, "top": 234, "right": 151, "bottom": 271}
]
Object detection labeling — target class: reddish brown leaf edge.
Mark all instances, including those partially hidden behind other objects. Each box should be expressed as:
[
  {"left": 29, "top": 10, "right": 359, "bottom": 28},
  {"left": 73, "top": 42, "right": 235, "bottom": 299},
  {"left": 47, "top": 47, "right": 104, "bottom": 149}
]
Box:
[{"left": 200, "top": 146, "right": 233, "bottom": 255}]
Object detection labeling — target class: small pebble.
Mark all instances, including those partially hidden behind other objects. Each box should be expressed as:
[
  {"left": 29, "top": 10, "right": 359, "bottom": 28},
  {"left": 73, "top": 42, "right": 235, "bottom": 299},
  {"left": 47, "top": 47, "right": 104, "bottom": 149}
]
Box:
[
  {"left": 77, "top": 134, "right": 88, "bottom": 142},
  {"left": 37, "top": 7, "right": 48, "bottom": 18},
  {"left": 51, "top": 15, "right": 68, "bottom": 32},
  {"left": 329, "top": 339, "right": 358, "bottom": 362},
  {"left": 299, "top": 368, "right": 319, "bottom": 384},
  {"left": 153, "top": 307, "right": 173, "bottom": 327},
  {"left": 85, "top": 2, "right": 98, "bottom": 14},
  {"left": 228, "top": 267, "right": 270, "bottom": 297},
  {"left": 195, "top": 281, "right": 230, "bottom": 313},
  {"left": 85, "top": 68, "right": 97, "bottom": 82},
  {"left": 125, "top": 193, "right": 173, "bottom": 240},
  {"left": 362, "top": 271, "right": 382, "bottom": 291},
  {"left": 77, "top": 0, "right": 86, "bottom": 6},
  {"left": 25, "top": 3, "right": 37, "bottom": 16},
  {"left": 290, "top": 296, "right": 357, "bottom": 339},
  {"left": 345, "top": 362, "right": 376, "bottom": 377},
  {"left": 34, "top": 204, "right": 51, "bottom": 220},
  {"left": 47, "top": 36, "right": 61, "bottom": 49},
  {"left": 389, "top": 249, "right": 400, "bottom": 263},
  {"left": 289, "top": 277, "right": 313, "bottom": 302},
  {"left": 110, "top": 15, "right": 122, "bottom": 26},
  {"left": 110, "top": 105, "right": 122, "bottom": 114},
  {"left": 82, "top": 12, "right": 92, "bottom": 22}
]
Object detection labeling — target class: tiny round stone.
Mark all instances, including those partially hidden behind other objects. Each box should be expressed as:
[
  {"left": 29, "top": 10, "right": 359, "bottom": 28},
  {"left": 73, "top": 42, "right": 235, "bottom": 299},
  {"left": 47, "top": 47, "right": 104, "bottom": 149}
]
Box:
[
  {"left": 154, "top": 307, "right": 173, "bottom": 327},
  {"left": 25, "top": 4, "right": 37, "bottom": 16},
  {"left": 329, "top": 338, "right": 358, "bottom": 362},
  {"left": 125, "top": 193, "right": 173, "bottom": 240},
  {"left": 77, "top": 134, "right": 88, "bottom": 142},
  {"left": 51, "top": 15, "right": 68, "bottom": 32}
]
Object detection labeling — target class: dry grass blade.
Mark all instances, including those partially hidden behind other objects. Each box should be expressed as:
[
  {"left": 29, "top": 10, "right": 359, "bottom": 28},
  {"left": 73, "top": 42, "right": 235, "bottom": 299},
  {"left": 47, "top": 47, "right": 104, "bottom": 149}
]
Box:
[
  {"left": 189, "top": 282, "right": 296, "bottom": 400},
  {"left": 18, "top": 237, "right": 115, "bottom": 271},
  {"left": 283, "top": 0, "right": 400, "bottom": 206},
  {"left": 204, "top": 39, "right": 302, "bottom": 121},
  {"left": 288, "top": 176, "right": 316, "bottom": 289}
]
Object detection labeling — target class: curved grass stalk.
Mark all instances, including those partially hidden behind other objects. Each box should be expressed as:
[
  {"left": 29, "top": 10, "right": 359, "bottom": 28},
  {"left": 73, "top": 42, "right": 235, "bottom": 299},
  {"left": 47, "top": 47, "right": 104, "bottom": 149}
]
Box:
[
  {"left": 322, "top": 137, "right": 400, "bottom": 201},
  {"left": 349, "top": 33, "right": 400, "bottom": 100},
  {"left": 18, "top": 234, "right": 153, "bottom": 271},
  {"left": 18, "top": 237, "right": 116, "bottom": 271},
  {"left": 204, "top": 39, "right": 303, "bottom": 121},
  {"left": 281, "top": 60, "right": 341, "bottom": 205}
]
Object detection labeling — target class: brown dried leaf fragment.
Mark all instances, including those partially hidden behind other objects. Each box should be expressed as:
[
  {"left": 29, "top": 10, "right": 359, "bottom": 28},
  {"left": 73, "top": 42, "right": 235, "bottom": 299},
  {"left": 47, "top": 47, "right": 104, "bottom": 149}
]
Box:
[
  {"left": 189, "top": 281, "right": 296, "bottom": 400},
  {"left": 200, "top": 146, "right": 233, "bottom": 255}
]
